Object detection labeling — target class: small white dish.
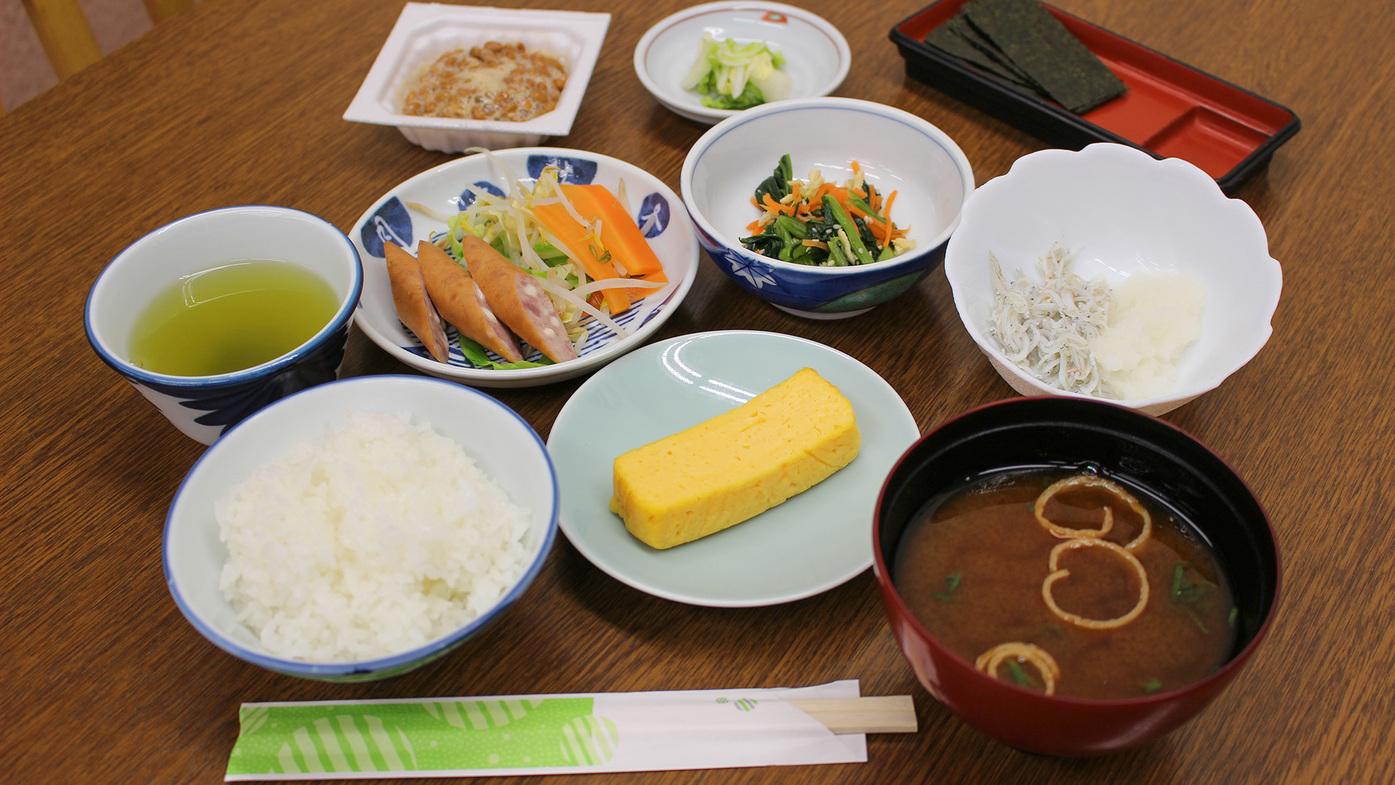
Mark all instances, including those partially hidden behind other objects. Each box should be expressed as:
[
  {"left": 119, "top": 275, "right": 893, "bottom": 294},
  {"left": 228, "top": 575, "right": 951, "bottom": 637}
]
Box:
[
  {"left": 634, "top": 1, "right": 850, "bottom": 125},
  {"left": 350, "top": 147, "right": 700, "bottom": 388},
  {"left": 343, "top": 3, "right": 609, "bottom": 152},
  {"left": 945, "top": 143, "right": 1282, "bottom": 415},
  {"left": 547, "top": 330, "right": 920, "bottom": 608}
]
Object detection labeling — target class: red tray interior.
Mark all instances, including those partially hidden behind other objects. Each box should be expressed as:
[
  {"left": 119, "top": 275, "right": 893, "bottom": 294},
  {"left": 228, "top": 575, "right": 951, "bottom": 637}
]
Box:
[{"left": 896, "top": 0, "right": 1295, "bottom": 179}]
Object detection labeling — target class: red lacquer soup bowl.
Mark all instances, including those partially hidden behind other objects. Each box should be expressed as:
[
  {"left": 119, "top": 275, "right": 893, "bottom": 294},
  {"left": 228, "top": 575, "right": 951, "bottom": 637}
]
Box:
[{"left": 873, "top": 397, "right": 1280, "bottom": 756}]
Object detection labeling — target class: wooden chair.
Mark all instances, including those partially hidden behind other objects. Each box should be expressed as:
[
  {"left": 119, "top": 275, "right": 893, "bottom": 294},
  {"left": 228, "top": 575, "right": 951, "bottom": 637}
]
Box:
[{"left": 14, "top": 0, "right": 194, "bottom": 99}]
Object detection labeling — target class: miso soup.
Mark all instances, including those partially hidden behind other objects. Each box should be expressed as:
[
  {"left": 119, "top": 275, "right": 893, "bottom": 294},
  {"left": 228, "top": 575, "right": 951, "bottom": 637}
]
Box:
[
  {"left": 129, "top": 260, "right": 339, "bottom": 377},
  {"left": 894, "top": 468, "right": 1236, "bottom": 700}
]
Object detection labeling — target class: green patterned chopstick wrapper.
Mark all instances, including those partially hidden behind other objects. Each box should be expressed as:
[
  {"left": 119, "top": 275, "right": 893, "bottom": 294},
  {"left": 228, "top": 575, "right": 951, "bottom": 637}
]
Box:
[
  {"left": 225, "top": 681, "right": 866, "bottom": 780},
  {"left": 228, "top": 698, "right": 611, "bottom": 776}
]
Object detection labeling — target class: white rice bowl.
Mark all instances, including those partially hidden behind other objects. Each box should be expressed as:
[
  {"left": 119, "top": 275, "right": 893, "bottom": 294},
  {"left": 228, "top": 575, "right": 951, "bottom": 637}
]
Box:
[
  {"left": 164, "top": 375, "right": 558, "bottom": 681},
  {"left": 217, "top": 410, "right": 530, "bottom": 662}
]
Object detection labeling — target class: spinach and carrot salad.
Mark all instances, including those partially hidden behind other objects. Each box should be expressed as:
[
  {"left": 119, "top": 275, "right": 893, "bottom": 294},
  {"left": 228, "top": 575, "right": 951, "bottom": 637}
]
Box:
[{"left": 740, "top": 153, "right": 915, "bottom": 266}]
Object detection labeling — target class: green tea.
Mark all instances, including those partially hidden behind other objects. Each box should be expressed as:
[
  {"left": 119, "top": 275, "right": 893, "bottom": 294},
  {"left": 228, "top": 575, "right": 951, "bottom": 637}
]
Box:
[{"left": 129, "top": 259, "right": 339, "bottom": 376}]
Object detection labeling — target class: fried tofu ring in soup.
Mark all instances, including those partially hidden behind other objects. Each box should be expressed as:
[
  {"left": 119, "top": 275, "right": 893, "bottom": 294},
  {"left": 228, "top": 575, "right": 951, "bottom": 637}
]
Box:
[
  {"left": 1035, "top": 475, "right": 1153, "bottom": 548},
  {"left": 1041, "top": 538, "right": 1150, "bottom": 630},
  {"left": 975, "top": 642, "right": 1062, "bottom": 695}
]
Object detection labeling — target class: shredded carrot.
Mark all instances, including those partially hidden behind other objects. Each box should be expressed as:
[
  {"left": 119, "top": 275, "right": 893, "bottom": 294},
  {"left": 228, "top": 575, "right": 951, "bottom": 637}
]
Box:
[
  {"left": 846, "top": 202, "right": 889, "bottom": 246},
  {"left": 882, "top": 190, "right": 901, "bottom": 243},
  {"left": 744, "top": 161, "right": 911, "bottom": 262},
  {"left": 762, "top": 193, "right": 795, "bottom": 216},
  {"left": 846, "top": 202, "right": 881, "bottom": 224},
  {"left": 867, "top": 183, "right": 883, "bottom": 212}
]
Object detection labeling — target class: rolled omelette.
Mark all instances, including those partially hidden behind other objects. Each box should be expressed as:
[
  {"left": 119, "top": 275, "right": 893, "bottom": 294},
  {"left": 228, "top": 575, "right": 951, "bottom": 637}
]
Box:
[{"left": 610, "top": 367, "right": 860, "bottom": 549}]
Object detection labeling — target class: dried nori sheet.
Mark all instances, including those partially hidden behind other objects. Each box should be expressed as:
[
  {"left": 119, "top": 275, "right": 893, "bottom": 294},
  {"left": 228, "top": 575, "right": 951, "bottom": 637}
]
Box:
[
  {"left": 925, "top": 16, "right": 1040, "bottom": 91},
  {"left": 924, "top": 0, "right": 1127, "bottom": 114}
]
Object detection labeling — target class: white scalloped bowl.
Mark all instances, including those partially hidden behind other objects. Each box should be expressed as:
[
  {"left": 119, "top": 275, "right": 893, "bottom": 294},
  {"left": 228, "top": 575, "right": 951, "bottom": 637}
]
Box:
[{"left": 945, "top": 143, "right": 1282, "bottom": 415}]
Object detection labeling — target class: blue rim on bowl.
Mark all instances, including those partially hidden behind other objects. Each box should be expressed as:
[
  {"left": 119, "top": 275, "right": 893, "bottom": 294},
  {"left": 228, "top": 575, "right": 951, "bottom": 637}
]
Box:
[
  {"left": 680, "top": 97, "right": 974, "bottom": 317},
  {"left": 162, "top": 375, "right": 560, "bottom": 681},
  {"left": 85, "top": 205, "right": 363, "bottom": 391},
  {"left": 84, "top": 205, "right": 365, "bottom": 442}
]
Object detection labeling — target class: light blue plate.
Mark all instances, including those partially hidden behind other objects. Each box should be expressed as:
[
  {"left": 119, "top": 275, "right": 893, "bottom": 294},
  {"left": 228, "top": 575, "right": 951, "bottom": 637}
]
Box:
[{"left": 547, "top": 330, "right": 920, "bottom": 607}]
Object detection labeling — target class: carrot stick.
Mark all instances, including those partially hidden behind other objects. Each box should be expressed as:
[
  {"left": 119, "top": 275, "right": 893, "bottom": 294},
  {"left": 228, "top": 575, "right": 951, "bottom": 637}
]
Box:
[
  {"left": 560, "top": 183, "right": 665, "bottom": 276},
  {"left": 883, "top": 190, "right": 901, "bottom": 243},
  {"left": 625, "top": 268, "right": 668, "bottom": 300},
  {"left": 866, "top": 183, "right": 882, "bottom": 212},
  {"left": 531, "top": 201, "right": 630, "bottom": 314}
]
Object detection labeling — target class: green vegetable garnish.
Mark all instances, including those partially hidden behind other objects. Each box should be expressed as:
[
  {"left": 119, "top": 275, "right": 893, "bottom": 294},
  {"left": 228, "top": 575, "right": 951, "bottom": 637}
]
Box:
[
  {"left": 1168, "top": 563, "right": 1219, "bottom": 633},
  {"left": 1171, "top": 563, "right": 1201, "bottom": 604},
  {"left": 931, "top": 572, "right": 963, "bottom": 601},
  {"left": 456, "top": 335, "right": 553, "bottom": 370},
  {"left": 753, "top": 153, "right": 793, "bottom": 206},
  {"left": 1142, "top": 678, "right": 1163, "bottom": 694},
  {"left": 680, "top": 32, "right": 791, "bottom": 109},
  {"left": 1169, "top": 563, "right": 1225, "bottom": 633},
  {"left": 821, "top": 194, "right": 875, "bottom": 266},
  {"left": 1005, "top": 660, "right": 1032, "bottom": 687},
  {"left": 532, "top": 240, "right": 571, "bottom": 266}
]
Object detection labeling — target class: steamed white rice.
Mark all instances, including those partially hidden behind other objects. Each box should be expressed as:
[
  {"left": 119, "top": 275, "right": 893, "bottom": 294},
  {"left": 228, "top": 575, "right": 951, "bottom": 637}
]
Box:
[{"left": 216, "top": 410, "right": 531, "bottom": 662}]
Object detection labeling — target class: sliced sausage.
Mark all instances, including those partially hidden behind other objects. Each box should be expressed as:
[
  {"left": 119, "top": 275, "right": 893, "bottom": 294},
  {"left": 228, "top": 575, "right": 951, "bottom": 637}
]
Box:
[
  {"left": 384, "top": 241, "right": 450, "bottom": 363},
  {"left": 459, "top": 234, "right": 579, "bottom": 363},
  {"left": 416, "top": 240, "right": 523, "bottom": 363}
]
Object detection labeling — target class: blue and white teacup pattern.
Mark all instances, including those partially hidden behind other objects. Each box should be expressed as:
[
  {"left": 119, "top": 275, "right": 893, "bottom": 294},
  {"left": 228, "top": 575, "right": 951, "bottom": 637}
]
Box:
[{"left": 85, "top": 206, "right": 363, "bottom": 445}]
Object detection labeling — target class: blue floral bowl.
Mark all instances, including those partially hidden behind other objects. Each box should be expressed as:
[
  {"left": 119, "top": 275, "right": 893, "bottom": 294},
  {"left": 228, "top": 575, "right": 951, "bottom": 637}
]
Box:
[
  {"left": 350, "top": 147, "right": 699, "bottom": 387},
  {"left": 681, "top": 97, "right": 974, "bottom": 319},
  {"left": 85, "top": 206, "right": 363, "bottom": 445}
]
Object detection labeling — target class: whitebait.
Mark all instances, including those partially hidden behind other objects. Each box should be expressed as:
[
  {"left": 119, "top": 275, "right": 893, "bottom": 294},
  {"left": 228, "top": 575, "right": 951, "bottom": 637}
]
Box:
[{"left": 988, "top": 242, "right": 1113, "bottom": 395}]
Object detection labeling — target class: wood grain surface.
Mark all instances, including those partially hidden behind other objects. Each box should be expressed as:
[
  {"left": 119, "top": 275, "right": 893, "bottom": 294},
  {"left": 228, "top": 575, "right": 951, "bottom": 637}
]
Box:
[{"left": 2, "top": 0, "right": 1392, "bottom": 782}]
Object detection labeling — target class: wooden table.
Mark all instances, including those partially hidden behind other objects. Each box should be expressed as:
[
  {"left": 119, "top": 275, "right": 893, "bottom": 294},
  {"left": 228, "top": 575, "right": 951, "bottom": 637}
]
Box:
[{"left": 3, "top": 0, "right": 1391, "bottom": 781}]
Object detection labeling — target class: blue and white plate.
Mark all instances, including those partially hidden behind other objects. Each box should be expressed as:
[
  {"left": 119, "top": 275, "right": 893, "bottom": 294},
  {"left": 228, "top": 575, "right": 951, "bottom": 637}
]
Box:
[
  {"left": 349, "top": 148, "right": 700, "bottom": 387},
  {"left": 547, "top": 330, "right": 921, "bottom": 607}
]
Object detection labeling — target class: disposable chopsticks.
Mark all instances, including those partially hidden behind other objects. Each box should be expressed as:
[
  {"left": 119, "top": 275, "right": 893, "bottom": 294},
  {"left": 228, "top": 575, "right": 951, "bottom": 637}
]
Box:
[{"left": 788, "top": 695, "right": 918, "bottom": 734}]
